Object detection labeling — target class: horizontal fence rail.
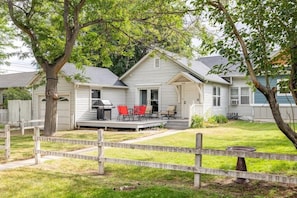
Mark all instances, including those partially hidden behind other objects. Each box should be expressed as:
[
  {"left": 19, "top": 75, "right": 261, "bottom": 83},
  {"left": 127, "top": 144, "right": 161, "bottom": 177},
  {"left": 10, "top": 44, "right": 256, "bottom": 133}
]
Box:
[
  {"left": 33, "top": 128, "right": 297, "bottom": 188},
  {"left": 0, "top": 125, "right": 10, "bottom": 159},
  {"left": 20, "top": 119, "right": 44, "bottom": 135}
]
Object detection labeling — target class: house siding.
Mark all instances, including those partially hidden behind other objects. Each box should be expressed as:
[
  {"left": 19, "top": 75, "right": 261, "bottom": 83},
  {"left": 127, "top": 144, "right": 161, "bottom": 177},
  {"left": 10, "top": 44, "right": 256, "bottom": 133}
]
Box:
[
  {"left": 32, "top": 77, "right": 75, "bottom": 130},
  {"left": 75, "top": 86, "right": 126, "bottom": 122},
  {"left": 122, "top": 54, "right": 181, "bottom": 116},
  {"left": 228, "top": 77, "right": 253, "bottom": 120},
  {"left": 255, "top": 76, "right": 294, "bottom": 104},
  {"left": 203, "top": 83, "right": 229, "bottom": 118}
]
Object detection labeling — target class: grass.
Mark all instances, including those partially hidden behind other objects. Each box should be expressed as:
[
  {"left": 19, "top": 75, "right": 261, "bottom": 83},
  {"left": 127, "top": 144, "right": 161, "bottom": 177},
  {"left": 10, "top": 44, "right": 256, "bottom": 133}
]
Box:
[{"left": 0, "top": 121, "right": 297, "bottom": 197}]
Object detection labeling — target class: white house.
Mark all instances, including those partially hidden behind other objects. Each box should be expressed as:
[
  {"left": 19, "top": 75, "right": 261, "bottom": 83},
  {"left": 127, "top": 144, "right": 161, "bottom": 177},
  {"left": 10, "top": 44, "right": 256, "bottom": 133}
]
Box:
[
  {"left": 4, "top": 48, "right": 293, "bottom": 130},
  {"left": 31, "top": 63, "right": 127, "bottom": 130},
  {"left": 120, "top": 49, "right": 230, "bottom": 120}
]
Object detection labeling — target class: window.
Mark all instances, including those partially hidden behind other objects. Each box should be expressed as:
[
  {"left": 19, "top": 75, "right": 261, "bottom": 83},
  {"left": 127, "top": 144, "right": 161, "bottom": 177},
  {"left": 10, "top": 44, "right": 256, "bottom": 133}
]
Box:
[
  {"left": 240, "top": 87, "right": 250, "bottom": 104},
  {"left": 91, "top": 89, "right": 101, "bottom": 110},
  {"left": 154, "top": 58, "right": 160, "bottom": 68},
  {"left": 230, "top": 87, "right": 239, "bottom": 105},
  {"left": 277, "top": 79, "right": 290, "bottom": 96},
  {"left": 230, "top": 87, "right": 250, "bottom": 105},
  {"left": 213, "top": 86, "right": 221, "bottom": 106}
]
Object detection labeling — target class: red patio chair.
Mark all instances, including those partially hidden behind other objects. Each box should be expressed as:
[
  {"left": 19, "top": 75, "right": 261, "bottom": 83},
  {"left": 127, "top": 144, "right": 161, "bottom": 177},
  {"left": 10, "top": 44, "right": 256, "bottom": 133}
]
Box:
[
  {"left": 133, "top": 105, "right": 146, "bottom": 120},
  {"left": 117, "top": 105, "right": 131, "bottom": 121}
]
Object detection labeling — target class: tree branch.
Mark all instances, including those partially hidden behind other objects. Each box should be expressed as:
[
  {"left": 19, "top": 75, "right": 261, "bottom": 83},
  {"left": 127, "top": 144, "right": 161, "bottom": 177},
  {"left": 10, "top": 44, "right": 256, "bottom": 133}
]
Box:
[{"left": 208, "top": 0, "right": 267, "bottom": 93}]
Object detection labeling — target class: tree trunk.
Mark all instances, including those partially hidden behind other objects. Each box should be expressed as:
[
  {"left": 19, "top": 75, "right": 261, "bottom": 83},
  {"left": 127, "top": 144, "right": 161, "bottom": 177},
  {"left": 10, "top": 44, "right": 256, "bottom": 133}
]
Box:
[
  {"left": 44, "top": 67, "right": 59, "bottom": 136},
  {"left": 265, "top": 89, "right": 297, "bottom": 148}
]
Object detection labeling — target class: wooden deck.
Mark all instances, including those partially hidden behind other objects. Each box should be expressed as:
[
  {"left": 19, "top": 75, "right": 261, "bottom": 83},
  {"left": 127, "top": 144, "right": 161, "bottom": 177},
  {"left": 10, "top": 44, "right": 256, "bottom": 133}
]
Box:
[{"left": 76, "top": 119, "right": 168, "bottom": 131}]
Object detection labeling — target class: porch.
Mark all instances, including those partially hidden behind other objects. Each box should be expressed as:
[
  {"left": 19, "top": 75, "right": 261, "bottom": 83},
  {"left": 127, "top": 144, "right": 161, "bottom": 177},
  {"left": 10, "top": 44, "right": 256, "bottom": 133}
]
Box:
[{"left": 76, "top": 118, "right": 189, "bottom": 131}]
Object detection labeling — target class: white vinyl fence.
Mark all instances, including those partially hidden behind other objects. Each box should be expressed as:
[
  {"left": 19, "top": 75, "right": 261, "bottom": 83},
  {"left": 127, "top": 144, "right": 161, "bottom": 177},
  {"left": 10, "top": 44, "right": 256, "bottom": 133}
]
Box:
[
  {"left": 8, "top": 100, "right": 32, "bottom": 125},
  {"left": 0, "top": 109, "right": 8, "bottom": 123}
]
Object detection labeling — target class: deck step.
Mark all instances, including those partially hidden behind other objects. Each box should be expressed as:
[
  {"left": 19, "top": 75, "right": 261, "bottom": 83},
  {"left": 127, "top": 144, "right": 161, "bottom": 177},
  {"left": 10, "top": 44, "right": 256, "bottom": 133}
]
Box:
[{"left": 165, "top": 120, "right": 189, "bottom": 130}]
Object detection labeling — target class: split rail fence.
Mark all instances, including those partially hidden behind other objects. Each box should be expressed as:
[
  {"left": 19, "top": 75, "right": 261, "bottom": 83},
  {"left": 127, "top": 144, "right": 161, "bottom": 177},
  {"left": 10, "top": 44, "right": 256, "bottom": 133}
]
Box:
[
  {"left": 33, "top": 128, "right": 297, "bottom": 188},
  {"left": 0, "top": 125, "right": 10, "bottom": 159}
]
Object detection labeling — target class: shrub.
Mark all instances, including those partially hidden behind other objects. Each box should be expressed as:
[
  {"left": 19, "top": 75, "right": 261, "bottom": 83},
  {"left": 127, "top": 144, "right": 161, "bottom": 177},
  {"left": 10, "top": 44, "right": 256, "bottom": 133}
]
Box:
[
  {"left": 211, "top": 114, "right": 228, "bottom": 124},
  {"left": 191, "top": 115, "right": 204, "bottom": 128}
]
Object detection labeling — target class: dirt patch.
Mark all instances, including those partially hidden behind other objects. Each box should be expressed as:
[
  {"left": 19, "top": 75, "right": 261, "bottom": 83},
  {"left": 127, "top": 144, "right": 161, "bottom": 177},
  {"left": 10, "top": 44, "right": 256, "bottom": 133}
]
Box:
[{"left": 203, "top": 177, "right": 297, "bottom": 198}]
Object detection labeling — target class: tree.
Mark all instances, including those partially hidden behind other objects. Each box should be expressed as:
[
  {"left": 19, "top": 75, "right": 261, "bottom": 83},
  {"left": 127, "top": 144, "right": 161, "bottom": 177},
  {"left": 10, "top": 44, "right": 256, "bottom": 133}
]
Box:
[
  {"left": 3, "top": 87, "right": 31, "bottom": 108},
  {"left": 4, "top": 0, "right": 193, "bottom": 136},
  {"left": 0, "top": 3, "right": 16, "bottom": 66},
  {"left": 190, "top": 0, "right": 297, "bottom": 148}
]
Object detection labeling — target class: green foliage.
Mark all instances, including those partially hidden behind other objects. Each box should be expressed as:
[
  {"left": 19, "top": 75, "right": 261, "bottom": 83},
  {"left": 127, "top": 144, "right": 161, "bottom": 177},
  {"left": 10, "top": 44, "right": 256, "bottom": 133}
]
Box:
[
  {"left": 191, "top": 114, "right": 228, "bottom": 128},
  {"left": 210, "top": 114, "right": 228, "bottom": 124},
  {"left": 2, "top": 87, "right": 31, "bottom": 108},
  {"left": 191, "top": 115, "right": 204, "bottom": 128}
]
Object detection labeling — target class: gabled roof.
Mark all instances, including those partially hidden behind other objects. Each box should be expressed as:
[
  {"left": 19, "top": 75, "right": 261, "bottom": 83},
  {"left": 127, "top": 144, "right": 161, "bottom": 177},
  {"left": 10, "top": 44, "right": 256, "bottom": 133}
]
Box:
[
  {"left": 198, "top": 55, "right": 244, "bottom": 77},
  {"left": 60, "top": 63, "right": 127, "bottom": 88},
  {"left": 0, "top": 71, "right": 37, "bottom": 89},
  {"left": 120, "top": 49, "right": 229, "bottom": 85}
]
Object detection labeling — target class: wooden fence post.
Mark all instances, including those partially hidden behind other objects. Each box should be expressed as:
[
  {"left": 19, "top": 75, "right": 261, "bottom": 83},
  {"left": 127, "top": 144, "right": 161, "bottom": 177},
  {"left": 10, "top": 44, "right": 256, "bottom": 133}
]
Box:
[
  {"left": 194, "top": 133, "right": 202, "bottom": 188},
  {"left": 4, "top": 125, "right": 10, "bottom": 159},
  {"left": 21, "top": 119, "right": 25, "bottom": 135},
  {"left": 98, "top": 129, "right": 104, "bottom": 174},
  {"left": 34, "top": 127, "right": 41, "bottom": 164}
]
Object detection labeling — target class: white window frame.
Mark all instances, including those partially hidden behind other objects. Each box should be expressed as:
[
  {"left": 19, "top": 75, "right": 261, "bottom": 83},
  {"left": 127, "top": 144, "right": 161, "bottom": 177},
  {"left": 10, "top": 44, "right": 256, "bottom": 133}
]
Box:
[
  {"left": 213, "top": 86, "right": 221, "bottom": 106},
  {"left": 230, "top": 87, "right": 250, "bottom": 105},
  {"left": 230, "top": 87, "right": 239, "bottom": 105},
  {"left": 277, "top": 79, "right": 291, "bottom": 96},
  {"left": 90, "top": 89, "right": 101, "bottom": 111},
  {"left": 240, "top": 87, "right": 250, "bottom": 105},
  {"left": 154, "top": 58, "right": 160, "bottom": 68}
]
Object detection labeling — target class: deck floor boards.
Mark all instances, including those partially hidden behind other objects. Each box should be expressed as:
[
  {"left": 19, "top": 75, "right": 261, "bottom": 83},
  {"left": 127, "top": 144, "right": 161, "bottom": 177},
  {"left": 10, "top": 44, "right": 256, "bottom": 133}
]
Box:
[{"left": 76, "top": 119, "right": 167, "bottom": 131}]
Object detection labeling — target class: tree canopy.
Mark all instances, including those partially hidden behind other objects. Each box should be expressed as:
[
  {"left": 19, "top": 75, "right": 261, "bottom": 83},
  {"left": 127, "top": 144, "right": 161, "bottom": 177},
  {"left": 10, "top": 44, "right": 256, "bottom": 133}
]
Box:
[
  {"left": 190, "top": 0, "right": 297, "bottom": 147},
  {"left": 4, "top": 0, "right": 194, "bottom": 135}
]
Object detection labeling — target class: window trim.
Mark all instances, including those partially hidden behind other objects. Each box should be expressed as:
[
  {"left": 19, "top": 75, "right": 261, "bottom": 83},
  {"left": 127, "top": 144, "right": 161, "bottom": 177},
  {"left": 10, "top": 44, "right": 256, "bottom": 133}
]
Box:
[
  {"left": 277, "top": 79, "right": 291, "bottom": 96},
  {"left": 90, "top": 89, "right": 101, "bottom": 111},
  {"left": 213, "top": 86, "right": 221, "bottom": 107},
  {"left": 154, "top": 58, "right": 160, "bottom": 68},
  {"left": 230, "top": 86, "right": 250, "bottom": 105}
]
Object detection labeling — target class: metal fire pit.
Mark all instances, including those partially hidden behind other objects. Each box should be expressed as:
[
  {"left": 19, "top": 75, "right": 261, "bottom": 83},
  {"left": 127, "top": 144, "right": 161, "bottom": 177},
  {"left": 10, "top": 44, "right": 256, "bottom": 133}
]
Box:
[{"left": 226, "top": 146, "right": 256, "bottom": 184}]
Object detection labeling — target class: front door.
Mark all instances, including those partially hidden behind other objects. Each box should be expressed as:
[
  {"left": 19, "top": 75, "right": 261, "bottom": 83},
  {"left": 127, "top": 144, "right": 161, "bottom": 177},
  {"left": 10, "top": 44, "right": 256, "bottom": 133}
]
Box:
[
  {"left": 182, "top": 83, "right": 199, "bottom": 118},
  {"left": 139, "top": 88, "right": 159, "bottom": 113}
]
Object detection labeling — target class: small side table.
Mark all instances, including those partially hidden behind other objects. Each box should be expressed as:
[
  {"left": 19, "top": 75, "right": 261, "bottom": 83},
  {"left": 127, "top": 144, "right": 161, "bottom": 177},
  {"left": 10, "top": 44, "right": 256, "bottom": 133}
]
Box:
[{"left": 226, "top": 146, "right": 256, "bottom": 184}]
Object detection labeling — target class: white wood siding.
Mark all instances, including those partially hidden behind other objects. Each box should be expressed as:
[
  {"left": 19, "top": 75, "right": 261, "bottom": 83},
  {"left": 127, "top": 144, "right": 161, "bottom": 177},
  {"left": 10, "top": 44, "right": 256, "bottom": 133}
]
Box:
[
  {"left": 32, "top": 77, "right": 75, "bottom": 130},
  {"left": 203, "top": 83, "right": 228, "bottom": 118},
  {"left": 101, "top": 88, "right": 126, "bottom": 119},
  {"left": 75, "top": 86, "right": 126, "bottom": 121},
  {"left": 228, "top": 77, "right": 253, "bottom": 120},
  {"left": 122, "top": 55, "right": 185, "bottom": 117}
]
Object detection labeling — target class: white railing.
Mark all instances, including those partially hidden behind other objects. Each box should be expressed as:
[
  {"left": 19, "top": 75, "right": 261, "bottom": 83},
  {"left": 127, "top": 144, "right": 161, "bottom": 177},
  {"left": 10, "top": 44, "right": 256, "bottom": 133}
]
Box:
[
  {"left": 20, "top": 119, "right": 44, "bottom": 135},
  {"left": 188, "top": 104, "right": 204, "bottom": 127}
]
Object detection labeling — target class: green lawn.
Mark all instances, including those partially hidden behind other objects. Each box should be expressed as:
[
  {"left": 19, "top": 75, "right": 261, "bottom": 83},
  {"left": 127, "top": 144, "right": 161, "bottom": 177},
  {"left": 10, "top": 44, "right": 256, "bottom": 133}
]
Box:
[{"left": 0, "top": 121, "right": 297, "bottom": 198}]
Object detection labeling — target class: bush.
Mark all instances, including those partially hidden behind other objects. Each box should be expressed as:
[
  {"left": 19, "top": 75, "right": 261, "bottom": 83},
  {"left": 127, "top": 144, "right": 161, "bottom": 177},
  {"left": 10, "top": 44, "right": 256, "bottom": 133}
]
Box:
[
  {"left": 191, "top": 115, "right": 204, "bottom": 128},
  {"left": 211, "top": 114, "right": 228, "bottom": 124}
]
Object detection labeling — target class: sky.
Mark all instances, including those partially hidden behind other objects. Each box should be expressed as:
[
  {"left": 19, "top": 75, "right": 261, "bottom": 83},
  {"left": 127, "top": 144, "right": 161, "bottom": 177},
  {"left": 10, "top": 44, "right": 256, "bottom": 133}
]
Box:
[
  {"left": 0, "top": 40, "right": 37, "bottom": 74},
  {"left": 0, "top": 56, "right": 36, "bottom": 74}
]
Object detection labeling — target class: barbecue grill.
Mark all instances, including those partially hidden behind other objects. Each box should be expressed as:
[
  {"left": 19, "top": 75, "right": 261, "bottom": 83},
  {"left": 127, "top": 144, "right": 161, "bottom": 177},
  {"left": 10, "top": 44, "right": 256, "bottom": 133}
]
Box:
[{"left": 95, "top": 99, "right": 113, "bottom": 120}]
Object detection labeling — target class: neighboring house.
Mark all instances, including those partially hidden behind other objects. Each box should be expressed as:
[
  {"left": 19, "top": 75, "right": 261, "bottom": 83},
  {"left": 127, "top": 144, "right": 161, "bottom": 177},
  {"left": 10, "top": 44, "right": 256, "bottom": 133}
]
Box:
[
  {"left": 0, "top": 72, "right": 37, "bottom": 108},
  {"left": 30, "top": 63, "right": 127, "bottom": 130},
  {"left": 199, "top": 53, "right": 297, "bottom": 122},
  {"left": 198, "top": 55, "right": 254, "bottom": 120},
  {"left": 120, "top": 49, "right": 230, "bottom": 120}
]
